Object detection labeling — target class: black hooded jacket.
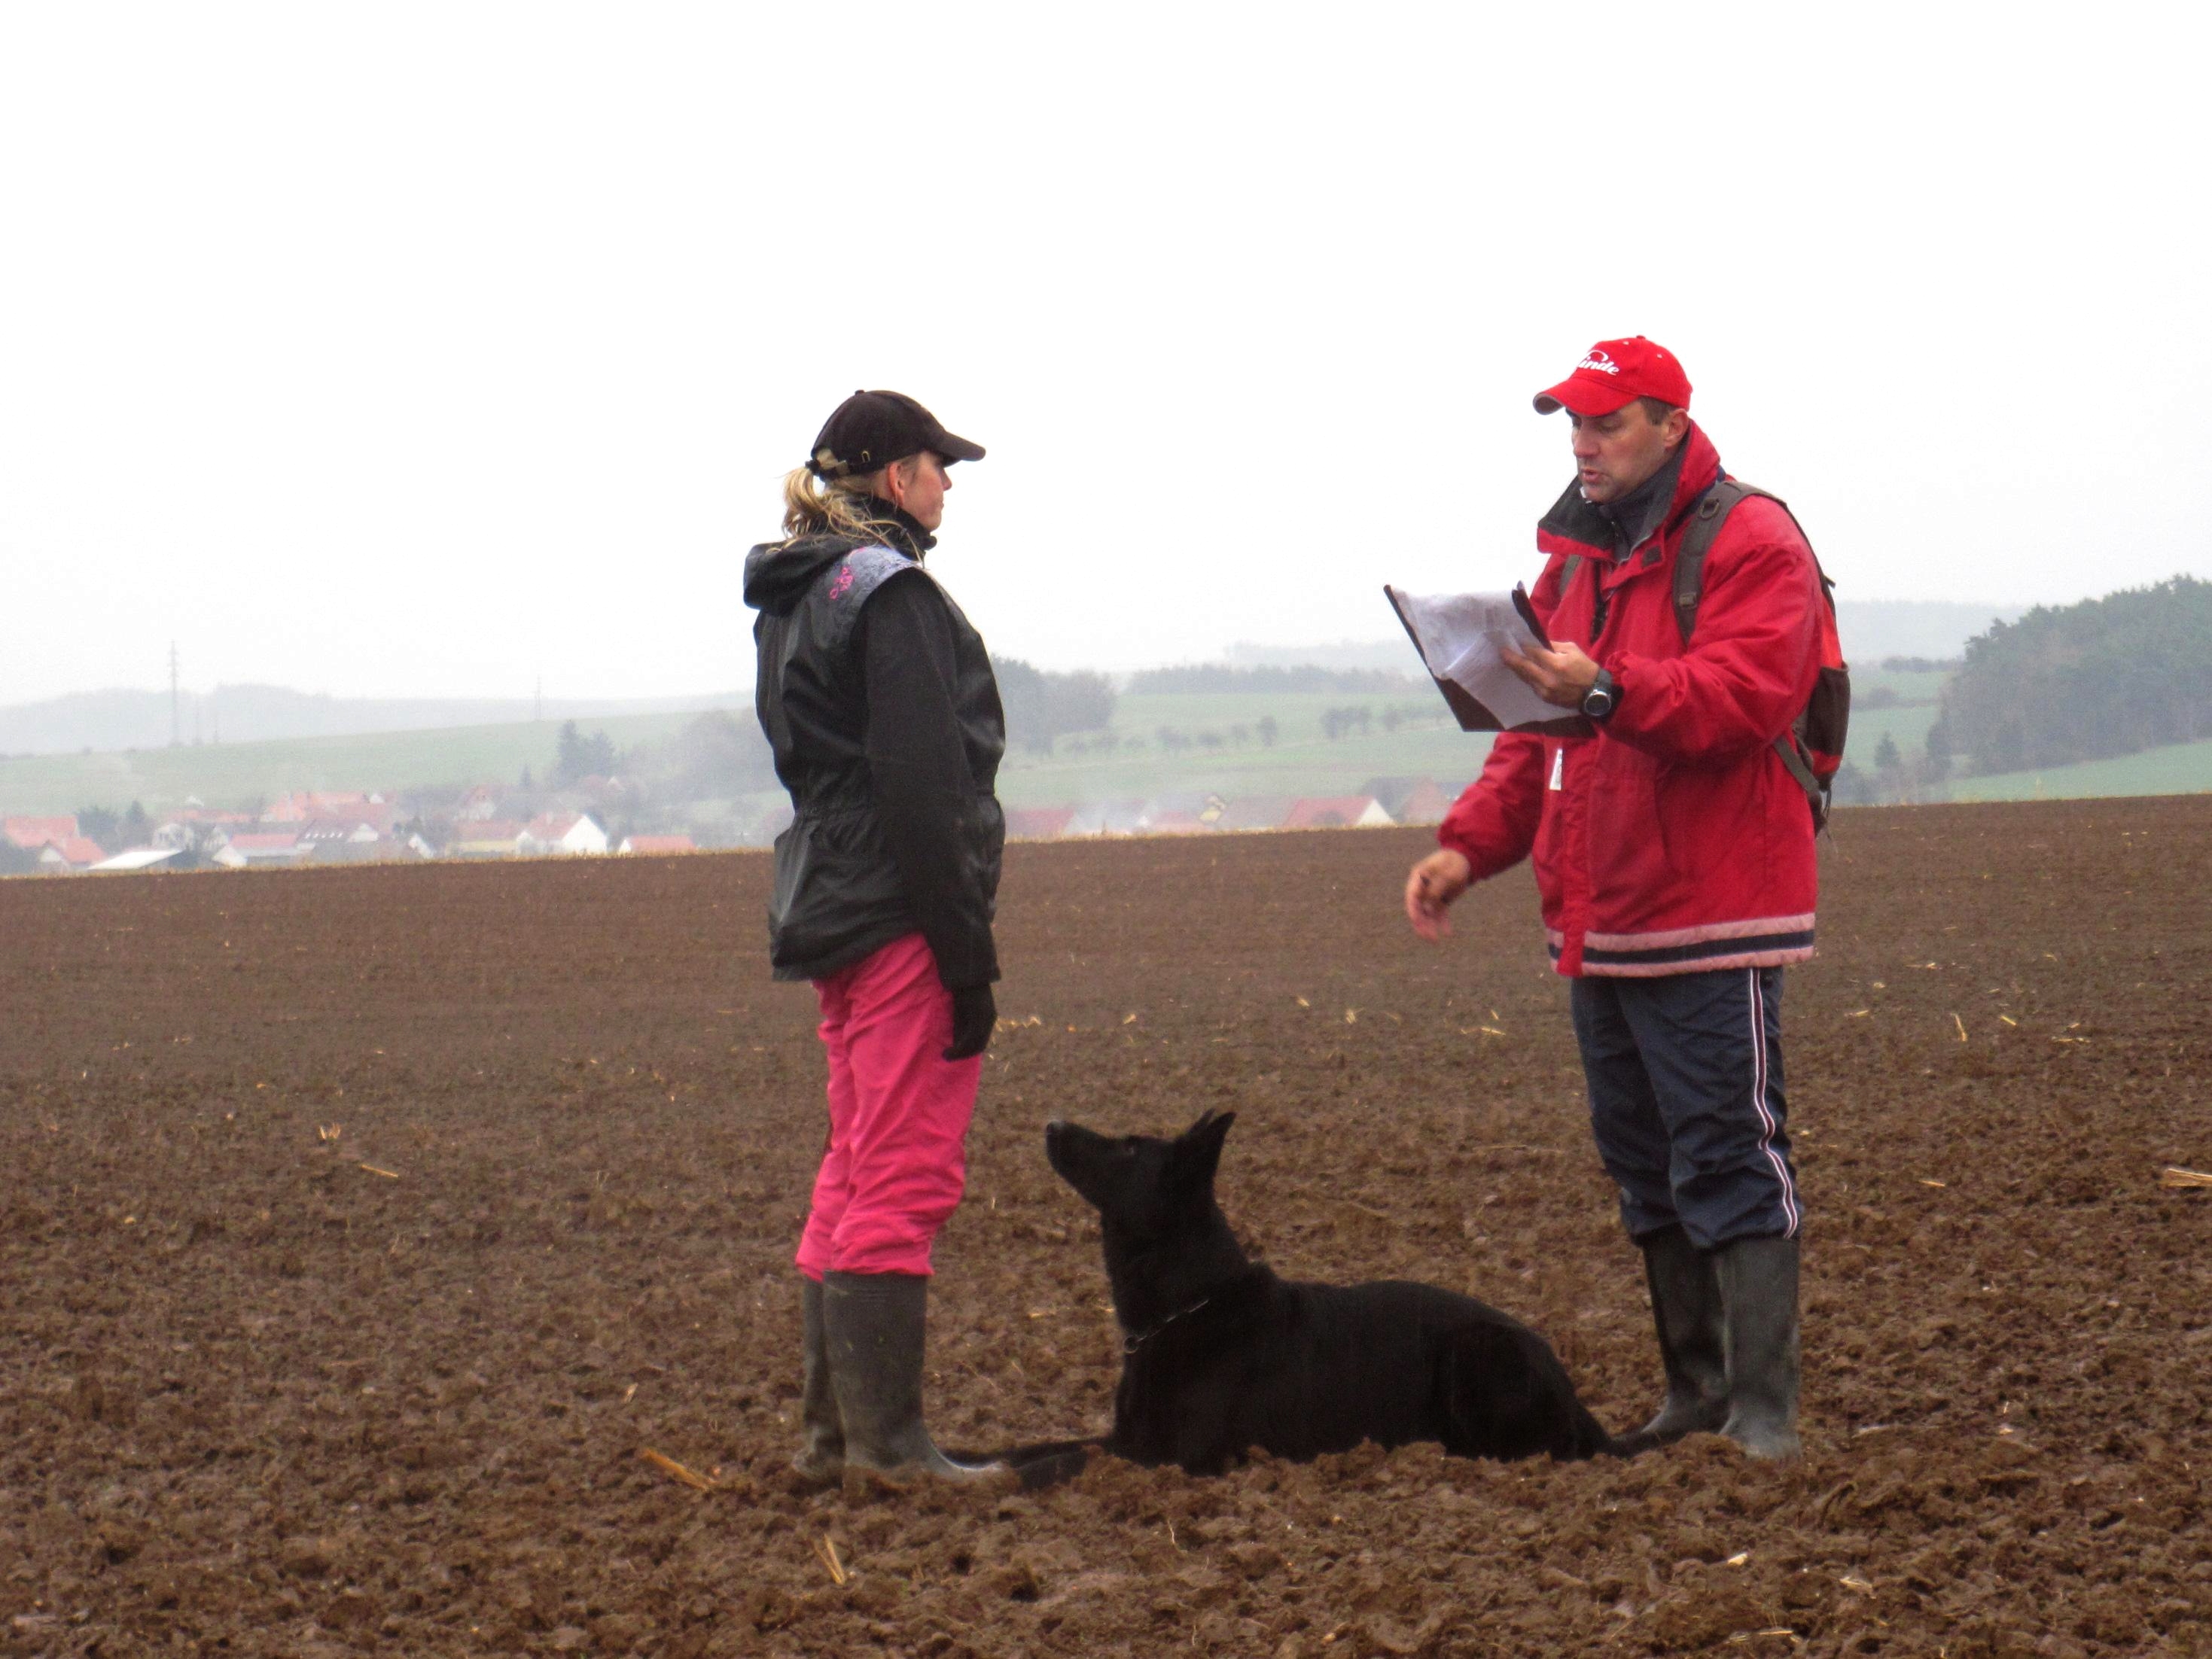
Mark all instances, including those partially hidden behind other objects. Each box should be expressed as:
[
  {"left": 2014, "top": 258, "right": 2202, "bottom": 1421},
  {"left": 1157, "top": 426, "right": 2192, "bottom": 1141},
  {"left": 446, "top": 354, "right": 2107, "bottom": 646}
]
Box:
[{"left": 742, "top": 508, "right": 1005, "bottom": 987}]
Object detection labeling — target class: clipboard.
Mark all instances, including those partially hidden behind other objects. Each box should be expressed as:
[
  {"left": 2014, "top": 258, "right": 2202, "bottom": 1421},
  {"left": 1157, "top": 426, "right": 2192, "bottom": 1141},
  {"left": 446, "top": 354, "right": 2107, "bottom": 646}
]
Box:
[
  {"left": 1384, "top": 583, "right": 1593, "bottom": 738},
  {"left": 1510, "top": 583, "right": 1552, "bottom": 648}
]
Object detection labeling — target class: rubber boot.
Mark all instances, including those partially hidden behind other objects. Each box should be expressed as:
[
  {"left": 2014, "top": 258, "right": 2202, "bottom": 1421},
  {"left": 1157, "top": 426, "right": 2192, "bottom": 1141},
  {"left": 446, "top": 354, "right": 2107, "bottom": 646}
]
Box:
[
  {"left": 821, "top": 1271, "right": 1004, "bottom": 1485},
  {"left": 790, "top": 1275, "right": 842, "bottom": 1486},
  {"left": 1717, "top": 1234, "right": 1802, "bottom": 1461},
  {"left": 1635, "top": 1223, "right": 1729, "bottom": 1444}
]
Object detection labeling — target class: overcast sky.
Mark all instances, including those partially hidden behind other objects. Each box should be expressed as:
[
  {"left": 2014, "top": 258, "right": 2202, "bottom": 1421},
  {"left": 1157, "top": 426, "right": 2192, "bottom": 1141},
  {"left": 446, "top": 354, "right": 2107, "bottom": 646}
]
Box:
[{"left": 2, "top": 5, "right": 2204, "bottom": 707}]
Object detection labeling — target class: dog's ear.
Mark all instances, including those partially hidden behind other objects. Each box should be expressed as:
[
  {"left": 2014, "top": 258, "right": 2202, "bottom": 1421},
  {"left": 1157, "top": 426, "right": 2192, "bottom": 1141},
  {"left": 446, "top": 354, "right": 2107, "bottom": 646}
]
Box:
[{"left": 1175, "top": 1110, "right": 1236, "bottom": 1188}]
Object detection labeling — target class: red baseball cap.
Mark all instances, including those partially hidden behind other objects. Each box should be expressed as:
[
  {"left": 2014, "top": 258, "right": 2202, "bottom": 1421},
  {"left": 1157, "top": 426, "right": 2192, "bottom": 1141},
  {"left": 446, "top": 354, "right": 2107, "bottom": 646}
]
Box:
[{"left": 1532, "top": 336, "right": 1693, "bottom": 416}]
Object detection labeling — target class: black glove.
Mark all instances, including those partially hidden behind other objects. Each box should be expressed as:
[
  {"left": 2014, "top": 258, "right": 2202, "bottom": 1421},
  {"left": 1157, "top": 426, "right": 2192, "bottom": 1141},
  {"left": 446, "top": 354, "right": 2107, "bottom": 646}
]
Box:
[{"left": 944, "top": 982, "right": 996, "bottom": 1061}]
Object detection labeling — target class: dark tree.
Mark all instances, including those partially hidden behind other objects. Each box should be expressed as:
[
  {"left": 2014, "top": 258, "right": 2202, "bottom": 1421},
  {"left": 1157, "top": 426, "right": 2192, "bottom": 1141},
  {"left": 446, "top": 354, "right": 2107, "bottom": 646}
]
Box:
[
  {"left": 992, "top": 656, "right": 1117, "bottom": 755},
  {"left": 553, "top": 721, "right": 619, "bottom": 786},
  {"left": 1924, "top": 717, "right": 1953, "bottom": 781},
  {"left": 663, "top": 711, "right": 775, "bottom": 798}
]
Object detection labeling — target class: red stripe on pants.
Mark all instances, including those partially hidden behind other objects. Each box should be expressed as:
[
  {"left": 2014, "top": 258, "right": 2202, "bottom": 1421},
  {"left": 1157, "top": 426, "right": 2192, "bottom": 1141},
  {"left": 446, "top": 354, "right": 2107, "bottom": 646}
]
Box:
[{"left": 794, "top": 933, "right": 983, "bottom": 1280}]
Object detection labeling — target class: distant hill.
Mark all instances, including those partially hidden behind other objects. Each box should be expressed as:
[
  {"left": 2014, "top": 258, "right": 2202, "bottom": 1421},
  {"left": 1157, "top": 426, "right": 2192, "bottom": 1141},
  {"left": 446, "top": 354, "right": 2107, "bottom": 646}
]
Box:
[
  {"left": 1833, "top": 601, "right": 2025, "bottom": 665},
  {"left": 1231, "top": 600, "right": 2023, "bottom": 677},
  {"left": 0, "top": 683, "right": 748, "bottom": 757},
  {"left": 1226, "top": 639, "right": 1415, "bottom": 673}
]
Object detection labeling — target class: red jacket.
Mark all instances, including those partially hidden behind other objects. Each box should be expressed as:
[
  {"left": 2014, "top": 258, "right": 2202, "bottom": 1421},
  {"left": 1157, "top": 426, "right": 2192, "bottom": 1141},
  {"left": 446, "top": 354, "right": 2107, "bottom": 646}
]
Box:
[{"left": 1438, "top": 423, "right": 1823, "bottom": 977}]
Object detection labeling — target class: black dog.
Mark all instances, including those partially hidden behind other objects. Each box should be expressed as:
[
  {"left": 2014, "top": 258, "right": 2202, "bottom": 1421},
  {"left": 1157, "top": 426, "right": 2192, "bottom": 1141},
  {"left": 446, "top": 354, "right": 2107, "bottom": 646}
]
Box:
[{"left": 1009, "top": 1110, "right": 1635, "bottom": 1480}]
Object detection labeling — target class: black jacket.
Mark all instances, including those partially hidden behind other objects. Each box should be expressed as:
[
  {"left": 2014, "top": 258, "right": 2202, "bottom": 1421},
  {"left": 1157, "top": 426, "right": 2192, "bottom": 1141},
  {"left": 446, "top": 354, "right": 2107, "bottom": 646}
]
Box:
[{"left": 742, "top": 510, "right": 1005, "bottom": 987}]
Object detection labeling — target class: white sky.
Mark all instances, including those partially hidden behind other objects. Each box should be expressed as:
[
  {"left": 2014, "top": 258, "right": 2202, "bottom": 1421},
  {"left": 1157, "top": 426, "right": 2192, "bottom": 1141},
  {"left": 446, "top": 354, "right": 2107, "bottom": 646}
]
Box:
[{"left": 2, "top": 5, "right": 2205, "bottom": 705}]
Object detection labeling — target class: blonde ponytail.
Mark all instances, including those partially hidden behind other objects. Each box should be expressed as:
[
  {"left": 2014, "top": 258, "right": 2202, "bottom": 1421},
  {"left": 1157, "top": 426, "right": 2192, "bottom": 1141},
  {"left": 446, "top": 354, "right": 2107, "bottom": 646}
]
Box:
[{"left": 776, "top": 464, "right": 914, "bottom": 547}]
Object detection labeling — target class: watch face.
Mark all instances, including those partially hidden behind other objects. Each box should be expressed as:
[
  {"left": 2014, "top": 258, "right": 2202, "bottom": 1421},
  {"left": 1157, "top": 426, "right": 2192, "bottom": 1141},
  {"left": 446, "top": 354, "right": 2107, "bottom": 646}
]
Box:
[{"left": 1582, "top": 686, "right": 1613, "bottom": 717}]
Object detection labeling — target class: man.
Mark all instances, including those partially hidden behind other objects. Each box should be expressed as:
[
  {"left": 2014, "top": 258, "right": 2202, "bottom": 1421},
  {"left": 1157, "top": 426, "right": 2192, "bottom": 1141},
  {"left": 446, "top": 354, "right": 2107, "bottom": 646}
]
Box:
[
  {"left": 745, "top": 389, "right": 1006, "bottom": 1484},
  {"left": 1403, "top": 338, "right": 1823, "bottom": 1460}
]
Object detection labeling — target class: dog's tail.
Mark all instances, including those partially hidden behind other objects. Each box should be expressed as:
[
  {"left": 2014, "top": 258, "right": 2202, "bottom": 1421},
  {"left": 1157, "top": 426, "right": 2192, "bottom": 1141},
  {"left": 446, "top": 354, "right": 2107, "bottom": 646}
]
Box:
[
  {"left": 1601, "top": 1424, "right": 1665, "bottom": 1459},
  {"left": 943, "top": 1436, "right": 1107, "bottom": 1492}
]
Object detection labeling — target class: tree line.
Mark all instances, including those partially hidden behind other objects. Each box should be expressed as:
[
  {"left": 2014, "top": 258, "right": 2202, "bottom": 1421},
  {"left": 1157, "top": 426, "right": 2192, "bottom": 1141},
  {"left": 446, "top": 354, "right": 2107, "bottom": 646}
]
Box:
[
  {"left": 1127, "top": 664, "right": 1420, "bottom": 695},
  {"left": 1927, "top": 575, "right": 2212, "bottom": 776},
  {"left": 989, "top": 658, "right": 1117, "bottom": 755}
]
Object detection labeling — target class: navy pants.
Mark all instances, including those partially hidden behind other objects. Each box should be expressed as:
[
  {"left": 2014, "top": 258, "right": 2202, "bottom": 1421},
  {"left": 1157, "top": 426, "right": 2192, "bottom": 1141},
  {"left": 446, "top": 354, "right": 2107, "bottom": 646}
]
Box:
[{"left": 1570, "top": 966, "right": 1802, "bottom": 1250}]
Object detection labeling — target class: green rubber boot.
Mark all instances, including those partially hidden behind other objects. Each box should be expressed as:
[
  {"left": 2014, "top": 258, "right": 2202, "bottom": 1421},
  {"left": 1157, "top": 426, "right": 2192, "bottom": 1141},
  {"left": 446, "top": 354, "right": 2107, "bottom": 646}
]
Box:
[
  {"left": 822, "top": 1271, "right": 1004, "bottom": 1486},
  {"left": 791, "top": 1275, "right": 842, "bottom": 1486},
  {"left": 1717, "top": 1235, "right": 1802, "bottom": 1461},
  {"left": 1635, "top": 1223, "right": 1730, "bottom": 1444}
]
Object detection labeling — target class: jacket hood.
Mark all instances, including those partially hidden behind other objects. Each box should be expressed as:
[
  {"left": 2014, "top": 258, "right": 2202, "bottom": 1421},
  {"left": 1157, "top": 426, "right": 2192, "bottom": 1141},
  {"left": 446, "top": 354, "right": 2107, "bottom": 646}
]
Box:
[
  {"left": 742, "top": 504, "right": 937, "bottom": 616},
  {"left": 743, "top": 534, "right": 866, "bottom": 616}
]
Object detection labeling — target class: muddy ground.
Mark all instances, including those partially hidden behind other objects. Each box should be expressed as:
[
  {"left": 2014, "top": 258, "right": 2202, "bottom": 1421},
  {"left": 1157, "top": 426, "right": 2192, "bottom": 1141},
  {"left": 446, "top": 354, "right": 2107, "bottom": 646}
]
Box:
[{"left": 2, "top": 796, "right": 2207, "bottom": 1657}]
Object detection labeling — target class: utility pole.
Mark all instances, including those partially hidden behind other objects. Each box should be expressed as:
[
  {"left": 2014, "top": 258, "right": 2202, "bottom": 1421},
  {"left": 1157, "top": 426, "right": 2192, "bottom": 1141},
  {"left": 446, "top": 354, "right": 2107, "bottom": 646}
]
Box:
[{"left": 169, "top": 642, "right": 181, "bottom": 747}]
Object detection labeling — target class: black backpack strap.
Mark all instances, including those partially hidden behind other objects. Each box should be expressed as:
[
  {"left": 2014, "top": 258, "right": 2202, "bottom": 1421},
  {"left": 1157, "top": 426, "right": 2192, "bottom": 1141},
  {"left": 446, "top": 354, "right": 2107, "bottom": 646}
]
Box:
[
  {"left": 1773, "top": 727, "right": 1824, "bottom": 808},
  {"left": 1669, "top": 477, "right": 1837, "bottom": 830},
  {"left": 1674, "top": 479, "right": 1773, "bottom": 644}
]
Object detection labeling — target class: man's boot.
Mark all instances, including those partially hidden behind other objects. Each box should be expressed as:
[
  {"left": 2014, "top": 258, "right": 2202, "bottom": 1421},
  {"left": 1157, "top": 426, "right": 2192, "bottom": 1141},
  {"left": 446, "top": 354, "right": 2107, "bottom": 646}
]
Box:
[
  {"left": 791, "top": 1275, "right": 842, "bottom": 1486},
  {"left": 1635, "top": 1223, "right": 1729, "bottom": 1444},
  {"left": 821, "top": 1271, "right": 1004, "bottom": 1484},
  {"left": 1717, "top": 1234, "right": 1802, "bottom": 1461}
]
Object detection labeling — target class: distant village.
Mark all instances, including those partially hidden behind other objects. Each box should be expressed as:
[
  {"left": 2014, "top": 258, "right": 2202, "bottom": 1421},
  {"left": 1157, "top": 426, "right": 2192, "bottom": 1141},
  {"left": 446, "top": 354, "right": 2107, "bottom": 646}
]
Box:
[{"left": 2, "top": 775, "right": 1458, "bottom": 877}]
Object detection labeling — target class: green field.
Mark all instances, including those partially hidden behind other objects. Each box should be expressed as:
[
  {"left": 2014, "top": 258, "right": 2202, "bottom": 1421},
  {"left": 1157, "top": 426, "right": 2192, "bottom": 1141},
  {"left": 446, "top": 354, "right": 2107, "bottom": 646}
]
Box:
[
  {"left": 0, "top": 710, "right": 709, "bottom": 817},
  {"left": 1939, "top": 737, "right": 2212, "bottom": 803},
  {"left": 1845, "top": 700, "right": 1942, "bottom": 765},
  {"left": 1850, "top": 664, "right": 1951, "bottom": 703},
  {"left": 995, "top": 691, "right": 1491, "bottom": 807}
]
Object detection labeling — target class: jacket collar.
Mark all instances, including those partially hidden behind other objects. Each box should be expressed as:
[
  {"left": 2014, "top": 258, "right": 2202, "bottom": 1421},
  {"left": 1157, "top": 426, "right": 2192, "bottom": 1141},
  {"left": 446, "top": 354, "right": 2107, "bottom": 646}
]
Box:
[
  {"left": 873, "top": 502, "right": 937, "bottom": 560},
  {"left": 1536, "top": 421, "right": 1725, "bottom": 565},
  {"left": 1596, "top": 446, "right": 1685, "bottom": 557}
]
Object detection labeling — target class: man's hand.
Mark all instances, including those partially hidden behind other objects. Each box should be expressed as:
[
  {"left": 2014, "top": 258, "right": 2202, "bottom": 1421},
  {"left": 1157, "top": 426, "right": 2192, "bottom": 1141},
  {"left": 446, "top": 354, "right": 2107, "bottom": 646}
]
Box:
[
  {"left": 1502, "top": 641, "right": 1602, "bottom": 708},
  {"left": 1404, "top": 849, "right": 1473, "bottom": 942},
  {"left": 944, "top": 982, "right": 996, "bottom": 1061}
]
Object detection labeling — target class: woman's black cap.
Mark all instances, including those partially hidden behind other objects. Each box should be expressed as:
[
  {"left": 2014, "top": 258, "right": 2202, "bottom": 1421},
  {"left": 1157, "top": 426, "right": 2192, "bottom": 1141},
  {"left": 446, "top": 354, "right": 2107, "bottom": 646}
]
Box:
[{"left": 806, "top": 390, "right": 986, "bottom": 479}]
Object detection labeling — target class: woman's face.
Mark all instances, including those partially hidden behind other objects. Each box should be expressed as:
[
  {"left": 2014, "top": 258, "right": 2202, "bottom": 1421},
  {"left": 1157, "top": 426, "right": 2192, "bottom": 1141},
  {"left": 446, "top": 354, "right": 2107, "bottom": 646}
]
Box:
[{"left": 884, "top": 452, "right": 951, "bottom": 531}]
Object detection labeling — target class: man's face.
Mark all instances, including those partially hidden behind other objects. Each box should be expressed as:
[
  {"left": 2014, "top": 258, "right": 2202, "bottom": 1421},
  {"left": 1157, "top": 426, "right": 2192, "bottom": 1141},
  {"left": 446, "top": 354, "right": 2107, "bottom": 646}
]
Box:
[
  {"left": 1569, "top": 403, "right": 1686, "bottom": 505},
  {"left": 884, "top": 451, "right": 952, "bottom": 531}
]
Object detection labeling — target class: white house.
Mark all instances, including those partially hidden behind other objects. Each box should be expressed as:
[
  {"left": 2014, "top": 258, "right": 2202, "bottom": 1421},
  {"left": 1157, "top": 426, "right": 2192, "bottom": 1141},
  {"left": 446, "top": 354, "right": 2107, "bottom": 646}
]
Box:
[
  {"left": 212, "top": 832, "right": 303, "bottom": 868},
  {"left": 89, "top": 848, "right": 190, "bottom": 873},
  {"left": 519, "top": 811, "right": 609, "bottom": 856}
]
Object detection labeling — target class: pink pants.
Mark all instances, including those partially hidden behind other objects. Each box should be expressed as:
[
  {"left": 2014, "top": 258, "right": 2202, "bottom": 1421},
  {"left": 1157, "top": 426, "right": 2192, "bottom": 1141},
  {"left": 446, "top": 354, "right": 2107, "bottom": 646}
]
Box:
[{"left": 794, "top": 933, "right": 983, "bottom": 1280}]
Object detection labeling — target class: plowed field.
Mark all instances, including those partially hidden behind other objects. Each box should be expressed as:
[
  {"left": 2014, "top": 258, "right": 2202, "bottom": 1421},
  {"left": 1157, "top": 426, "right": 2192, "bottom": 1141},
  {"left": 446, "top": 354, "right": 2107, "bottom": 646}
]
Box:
[{"left": 4, "top": 796, "right": 2208, "bottom": 1657}]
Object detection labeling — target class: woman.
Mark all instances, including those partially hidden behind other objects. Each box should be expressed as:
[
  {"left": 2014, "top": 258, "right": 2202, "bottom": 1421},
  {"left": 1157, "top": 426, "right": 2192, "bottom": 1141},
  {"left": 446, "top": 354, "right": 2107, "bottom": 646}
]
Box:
[{"left": 742, "top": 389, "right": 1006, "bottom": 1485}]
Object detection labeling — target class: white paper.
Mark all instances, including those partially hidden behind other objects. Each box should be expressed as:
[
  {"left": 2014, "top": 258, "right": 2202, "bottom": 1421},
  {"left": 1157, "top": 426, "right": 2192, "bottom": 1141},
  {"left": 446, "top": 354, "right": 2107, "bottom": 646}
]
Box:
[{"left": 1386, "top": 588, "right": 1562, "bottom": 732}]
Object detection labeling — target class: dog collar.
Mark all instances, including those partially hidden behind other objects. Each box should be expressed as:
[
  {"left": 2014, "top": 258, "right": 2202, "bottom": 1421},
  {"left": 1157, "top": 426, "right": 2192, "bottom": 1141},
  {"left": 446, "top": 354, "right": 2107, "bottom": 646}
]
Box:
[{"left": 1122, "top": 1297, "right": 1211, "bottom": 1355}]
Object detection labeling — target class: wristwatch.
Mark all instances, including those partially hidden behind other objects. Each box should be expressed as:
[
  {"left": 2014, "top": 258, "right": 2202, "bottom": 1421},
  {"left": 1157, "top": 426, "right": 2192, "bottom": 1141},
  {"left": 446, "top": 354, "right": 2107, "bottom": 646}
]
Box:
[{"left": 1580, "top": 669, "right": 1619, "bottom": 723}]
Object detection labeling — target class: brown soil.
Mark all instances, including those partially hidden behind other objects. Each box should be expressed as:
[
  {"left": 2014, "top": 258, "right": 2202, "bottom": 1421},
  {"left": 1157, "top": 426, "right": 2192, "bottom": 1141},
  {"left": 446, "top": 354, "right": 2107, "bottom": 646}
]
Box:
[{"left": 3, "top": 796, "right": 2208, "bottom": 1657}]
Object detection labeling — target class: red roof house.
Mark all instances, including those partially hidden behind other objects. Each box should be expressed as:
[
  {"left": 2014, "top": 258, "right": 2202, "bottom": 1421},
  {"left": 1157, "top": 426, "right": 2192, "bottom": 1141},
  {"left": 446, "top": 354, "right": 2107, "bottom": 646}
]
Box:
[
  {"left": 520, "top": 812, "right": 609, "bottom": 855},
  {"left": 5, "top": 816, "right": 79, "bottom": 850},
  {"left": 264, "top": 792, "right": 394, "bottom": 831},
  {"left": 37, "top": 836, "right": 109, "bottom": 872}
]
